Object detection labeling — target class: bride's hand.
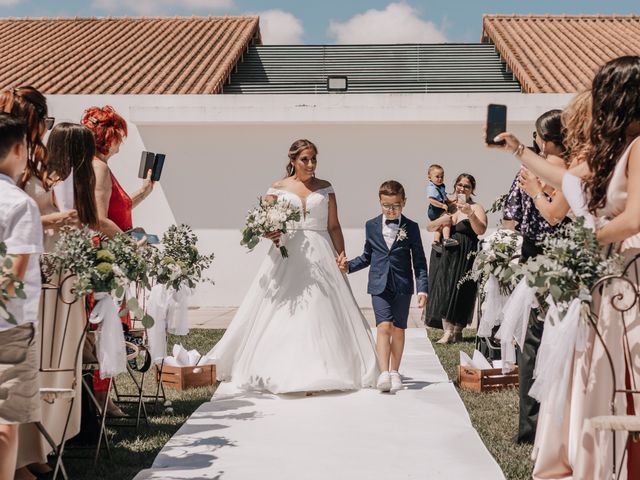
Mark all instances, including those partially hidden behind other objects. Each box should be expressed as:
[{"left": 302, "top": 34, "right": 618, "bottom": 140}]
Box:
[{"left": 264, "top": 231, "right": 281, "bottom": 245}]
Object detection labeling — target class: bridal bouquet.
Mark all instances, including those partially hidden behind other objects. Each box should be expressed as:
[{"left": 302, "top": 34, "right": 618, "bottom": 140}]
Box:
[
  {"left": 0, "top": 241, "right": 25, "bottom": 325},
  {"left": 241, "top": 197, "right": 302, "bottom": 258}
]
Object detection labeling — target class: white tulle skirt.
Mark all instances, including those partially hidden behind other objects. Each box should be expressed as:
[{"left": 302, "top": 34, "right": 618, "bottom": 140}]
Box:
[{"left": 206, "top": 229, "right": 379, "bottom": 394}]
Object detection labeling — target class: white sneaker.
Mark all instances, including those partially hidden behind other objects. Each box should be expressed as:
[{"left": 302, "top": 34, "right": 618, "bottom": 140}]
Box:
[
  {"left": 390, "top": 371, "right": 402, "bottom": 392},
  {"left": 376, "top": 371, "right": 391, "bottom": 392}
]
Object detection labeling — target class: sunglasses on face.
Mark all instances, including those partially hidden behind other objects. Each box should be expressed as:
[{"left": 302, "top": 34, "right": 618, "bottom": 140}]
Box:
[
  {"left": 381, "top": 203, "right": 402, "bottom": 211},
  {"left": 45, "top": 117, "right": 55, "bottom": 130}
]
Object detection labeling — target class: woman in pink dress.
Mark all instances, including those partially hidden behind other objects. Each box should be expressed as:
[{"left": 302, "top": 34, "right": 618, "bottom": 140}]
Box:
[{"left": 491, "top": 55, "right": 640, "bottom": 479}]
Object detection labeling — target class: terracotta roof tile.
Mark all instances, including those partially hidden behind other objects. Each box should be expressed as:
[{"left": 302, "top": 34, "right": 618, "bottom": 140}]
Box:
[
  {"left": 0, "top": 16, "right": 261, "bottom": 94},
  {"left": 482, "top": 15, "right": 640, "bottom": 93}
]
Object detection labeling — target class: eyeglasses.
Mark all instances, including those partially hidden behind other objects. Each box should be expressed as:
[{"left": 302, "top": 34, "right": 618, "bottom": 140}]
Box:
[
  {"left": 381, "top": 203, "right": 402, "bottom": 211},
  {"left": 45, "top": 117, "right": 55, "bottom": 130},
  {"left": 456, "top": 183, "right": 472, "bottom": 190}
]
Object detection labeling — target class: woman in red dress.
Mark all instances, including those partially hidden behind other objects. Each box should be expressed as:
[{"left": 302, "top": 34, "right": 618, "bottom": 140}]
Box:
[{"left": 82, "top": 105, "right": 154, "bottom": 416}]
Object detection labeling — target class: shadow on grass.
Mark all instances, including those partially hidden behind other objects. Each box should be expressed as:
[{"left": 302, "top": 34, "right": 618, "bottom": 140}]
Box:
[
  {"left": 65, "top": 329, "right": 225, "bottom": 480},
  {"left": 426, "top": 326, "right": 534, "bottom": 480}
]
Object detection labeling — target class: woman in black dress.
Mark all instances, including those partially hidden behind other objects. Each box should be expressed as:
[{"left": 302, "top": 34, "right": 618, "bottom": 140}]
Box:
[{"left": 424, "top": 173, "right": 487, "bottom": 343}]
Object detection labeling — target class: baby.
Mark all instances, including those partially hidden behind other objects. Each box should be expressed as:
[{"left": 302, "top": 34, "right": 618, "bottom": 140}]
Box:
[{"left": 426, "top": 164, "right": 458, "bottom": 251}]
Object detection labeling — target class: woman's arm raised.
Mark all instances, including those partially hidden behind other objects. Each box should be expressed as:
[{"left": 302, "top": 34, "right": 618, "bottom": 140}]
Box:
[{"left": 492, "top": 132, "right": 566, "bottom": 189}]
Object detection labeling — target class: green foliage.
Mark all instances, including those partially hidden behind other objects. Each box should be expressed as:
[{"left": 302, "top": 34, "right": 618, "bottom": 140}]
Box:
[
  {"left": 148, "top": 225, "right": 215, "bottom": 291},
  {"left": 517, "top": 217, "right": 624, "bottom": 312},
  {"left": 459, "top": 230, "right": 521, "bottom": 294},
  {"left": 0, "top": 241, "right": 24, "bottom": 325}
]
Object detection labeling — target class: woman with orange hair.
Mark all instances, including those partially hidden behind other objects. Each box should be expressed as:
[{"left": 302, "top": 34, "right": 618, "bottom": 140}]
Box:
[
  {"left": 81, "top": 105, "right": 154, "bottom": 417},
  {"left": 81, "top": 105, "right": 154, "bottom": 238}
]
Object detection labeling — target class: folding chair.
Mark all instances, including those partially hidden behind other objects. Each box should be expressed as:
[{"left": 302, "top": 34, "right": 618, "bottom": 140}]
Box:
[
  {"left": 35, "top": 265, "right": 89, "bottom": 480},
  {"left": 585, "top": 252, "right": 640, "bottom": 480}
]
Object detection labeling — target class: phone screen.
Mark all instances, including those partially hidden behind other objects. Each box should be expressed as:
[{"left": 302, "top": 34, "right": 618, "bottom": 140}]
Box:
[{"left": 486, "top": 104, "right": 507, "bottom": 145}]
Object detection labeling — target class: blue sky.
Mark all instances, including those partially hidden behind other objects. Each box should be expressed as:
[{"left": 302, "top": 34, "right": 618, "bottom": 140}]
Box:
[{"left": 1, "top": 1, "right": 638, "bottom": 44}]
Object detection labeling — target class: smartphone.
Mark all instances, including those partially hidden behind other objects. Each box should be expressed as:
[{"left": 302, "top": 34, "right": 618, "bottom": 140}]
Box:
[
  {"left": 457, "top": 193, "right": 466, "bottom": 204},
  {"left": 151, "top": 153, "right": 166, "bottom": 182},
  {"left": 486, "top": 104, "right": 507, "bottom": 145},
  {"left": 138, "top": 151, "right": 155, "bottom": 179}
]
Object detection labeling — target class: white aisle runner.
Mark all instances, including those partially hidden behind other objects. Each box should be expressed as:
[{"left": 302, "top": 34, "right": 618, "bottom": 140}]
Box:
[{"left": 134, "top": 329, "right": 505, "bottom": 480}]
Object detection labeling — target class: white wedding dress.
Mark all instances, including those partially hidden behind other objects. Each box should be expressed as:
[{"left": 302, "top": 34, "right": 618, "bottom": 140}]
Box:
[{"left": 206, "top": 186, "right": 379, "bottom": 394}]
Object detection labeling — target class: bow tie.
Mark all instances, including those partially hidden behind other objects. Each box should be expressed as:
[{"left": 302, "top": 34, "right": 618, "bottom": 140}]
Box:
[{"left": 385, "top": 219, "right": 399, "bottom": 225}]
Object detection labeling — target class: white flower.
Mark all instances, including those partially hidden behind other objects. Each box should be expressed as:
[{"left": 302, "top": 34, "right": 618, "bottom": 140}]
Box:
[{"left": 396, "top": 226, "right": 408, "bottom": 242}]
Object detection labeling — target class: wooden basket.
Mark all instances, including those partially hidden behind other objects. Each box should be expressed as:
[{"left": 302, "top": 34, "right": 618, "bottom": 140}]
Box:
[
  {"left": 457, "top": 365, "right": 519, "bottom": 393},
  {"left": 158, "top": 364, "right": 216, "bottom": 391}
]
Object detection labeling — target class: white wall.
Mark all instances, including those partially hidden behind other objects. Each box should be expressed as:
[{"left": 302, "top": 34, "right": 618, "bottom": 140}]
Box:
[{"left": 46, "top": 93, "right": 573, "bottom": 307}]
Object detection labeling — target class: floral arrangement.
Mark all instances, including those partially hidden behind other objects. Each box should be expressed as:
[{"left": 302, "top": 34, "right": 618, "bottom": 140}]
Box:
[
  {"left": 460, "top": 229, "right": 522, "bottom": 293},
  {"left": 106, "top": 233, "right": 151, "bottom": 289},
  {"left": 149, "top": 225, "right": 214, "bottom": 291},
  {"left": 517, "top": 217, "right": 623, "bottom": 315},
  {"left": 0, "top": 241, "right": 25, "bottom": 325},
  {"left": 45, "top": 227, "right": 154, "bottom": 326},
  {"left": 44, "top": 227, "right": 126, "bottom": 297},
  {"left": 241, "top": 197, "right": 302, "bottom": 258}
]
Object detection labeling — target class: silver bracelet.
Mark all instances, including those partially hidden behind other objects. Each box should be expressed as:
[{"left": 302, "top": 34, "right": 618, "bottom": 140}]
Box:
[{"left": 513, "top": 144, "right": 525, "bottom": 157}]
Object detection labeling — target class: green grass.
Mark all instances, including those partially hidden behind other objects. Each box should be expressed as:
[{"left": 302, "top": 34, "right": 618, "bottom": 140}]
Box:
[
  {"left": 427, "top": 327, "right": 533, "bottom": 480},
  {"left": 66, "top": 328, "right": 532, "bottom": 480},
  {"left": 67, "top": 329, "right": 225, "bottom": 480}
]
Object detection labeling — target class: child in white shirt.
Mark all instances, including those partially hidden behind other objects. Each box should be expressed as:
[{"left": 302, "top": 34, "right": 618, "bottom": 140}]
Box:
[{"left": 0, "top": 113, "right": 44, "bottom": 479}]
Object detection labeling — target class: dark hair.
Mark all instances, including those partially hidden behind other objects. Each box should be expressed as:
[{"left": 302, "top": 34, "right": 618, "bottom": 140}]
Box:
[
  {"left": 0, "top": 86, "right": 48, "bottom": 187},
  {"left": 286, "top": 139, "right": 318, "bottom": 176},
  {"left": 536, "top": 109, "right": 565, "bottom": 150},
  {"left": 428, "top": 164, "right": 444, "bottom": 173},
  {"left": 454, "top": 173, "right": 476, "bottom": 195},
  {"left": 46, "top": 123, "right": 98, "bottom": 226},
  {"left": 81, "top": 105, "right": 127, "bottom": 156},
  {"left": 586, "top": 55, "right": 640, "bottom": 214},
  {"left": 0, "top": 113, "right": 26, "bottom": 161},
  {"left": 379, "top": 180, "right": 405, "bottom": 199}
]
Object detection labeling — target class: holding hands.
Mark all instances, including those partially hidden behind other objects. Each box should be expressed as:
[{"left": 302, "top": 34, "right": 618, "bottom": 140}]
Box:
[{"left": 336, "top": 252, "right": 348, "bottom": 273}]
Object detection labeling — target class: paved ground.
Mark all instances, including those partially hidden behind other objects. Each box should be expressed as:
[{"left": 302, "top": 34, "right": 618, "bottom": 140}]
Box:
[
  {"left": 134, "top": 329, "right": 504, "bottom": 480},
  {"left": 188, "top": 306, "right": 426, "bottom": 329}
]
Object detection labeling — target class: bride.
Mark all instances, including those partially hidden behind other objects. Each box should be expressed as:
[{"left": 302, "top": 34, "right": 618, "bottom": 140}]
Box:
[{"left": 206, "top": 139, "right": 379, "bottom": 394}]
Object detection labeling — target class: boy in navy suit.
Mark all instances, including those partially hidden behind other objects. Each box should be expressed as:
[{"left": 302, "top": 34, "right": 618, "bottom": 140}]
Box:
[{"left": 338, "top": 180, "right": 428, "bottom": 392}]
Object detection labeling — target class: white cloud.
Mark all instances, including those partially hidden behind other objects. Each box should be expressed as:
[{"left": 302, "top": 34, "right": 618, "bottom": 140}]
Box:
[
  {"left": 92, "top": 0, "right": 234, "bottom": 15},
  {"left": 256, "top": 10, "right": 303, "bottom": 45},
  {"left": 0, "top": 0, "right": 23, "bottom": 6},
  {"left": 328, "top": 2, "right": 447, "bottom": 44}
]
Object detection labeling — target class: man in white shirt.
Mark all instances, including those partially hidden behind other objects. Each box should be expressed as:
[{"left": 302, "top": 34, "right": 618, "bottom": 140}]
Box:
[{"left": 0, "top": 113, "right": 44, "bottom": 479}]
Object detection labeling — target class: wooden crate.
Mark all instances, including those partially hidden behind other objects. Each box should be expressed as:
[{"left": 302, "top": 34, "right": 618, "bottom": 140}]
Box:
[
  {"left": 457, "top": 365, "right": 519, "bottom": 393},
  {"left": 158, "top": 364, "right": 216, "bottom": 391}
]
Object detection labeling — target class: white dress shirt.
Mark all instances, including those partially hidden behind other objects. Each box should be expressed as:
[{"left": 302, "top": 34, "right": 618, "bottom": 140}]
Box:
[{"left": 381, "top": 215, "right": 400, "bottom": 249}]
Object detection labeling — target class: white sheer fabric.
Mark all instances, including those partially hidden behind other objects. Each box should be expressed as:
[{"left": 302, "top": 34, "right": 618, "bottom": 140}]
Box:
[{"left": 206, "top": 186, "right": 378, "bottom": 394}]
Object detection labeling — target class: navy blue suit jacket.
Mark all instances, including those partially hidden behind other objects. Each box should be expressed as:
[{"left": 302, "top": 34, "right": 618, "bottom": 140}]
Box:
[{"left": 348, "top": 215, "right": 428, "bottom": 296}]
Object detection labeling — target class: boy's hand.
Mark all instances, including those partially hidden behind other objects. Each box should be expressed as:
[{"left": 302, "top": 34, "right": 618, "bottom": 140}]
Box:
[
  {"left": 417, "top": 294, "right": 427, "bottom": 309},
  {"left": 336, "top": 252, "right": 348, "bottom": 273}
]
